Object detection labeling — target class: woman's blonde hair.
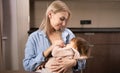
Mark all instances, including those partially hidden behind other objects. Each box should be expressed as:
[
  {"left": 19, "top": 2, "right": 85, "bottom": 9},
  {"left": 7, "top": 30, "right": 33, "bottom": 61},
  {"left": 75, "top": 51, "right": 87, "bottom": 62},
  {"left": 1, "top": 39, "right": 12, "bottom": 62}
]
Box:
[{"left": 39, "top": 0, "right": 71, "bottom": 33}]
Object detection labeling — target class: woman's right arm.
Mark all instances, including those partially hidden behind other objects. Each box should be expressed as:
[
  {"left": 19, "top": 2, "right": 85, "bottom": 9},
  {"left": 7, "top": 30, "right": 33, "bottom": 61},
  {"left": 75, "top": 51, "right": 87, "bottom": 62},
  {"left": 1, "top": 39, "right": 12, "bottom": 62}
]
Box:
[
  {"left": 23, "top": 33, "right": 59, "bottom": 71},
  {"left": 43, "top": 45, "right": 55, "bottom": 58},
  {"left": 22, "top": 32, "right": 57, "bottom": 71},
  {"left": 23, "top": 35, "right": 46, "bottom": 71}
]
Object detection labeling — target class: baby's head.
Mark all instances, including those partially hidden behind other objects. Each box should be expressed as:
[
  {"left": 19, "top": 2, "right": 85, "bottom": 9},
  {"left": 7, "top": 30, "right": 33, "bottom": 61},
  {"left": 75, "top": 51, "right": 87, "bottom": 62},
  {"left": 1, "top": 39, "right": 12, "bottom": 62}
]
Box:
[{"left": 70, "top": 37, "right": 90, "bottom": 56}]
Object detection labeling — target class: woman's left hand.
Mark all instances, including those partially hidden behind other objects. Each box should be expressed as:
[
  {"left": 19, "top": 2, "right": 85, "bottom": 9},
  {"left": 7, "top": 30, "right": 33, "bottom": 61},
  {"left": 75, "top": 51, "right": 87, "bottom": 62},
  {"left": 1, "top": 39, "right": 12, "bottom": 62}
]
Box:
[{"left": 50, "top": 58, "right": 77, "bottom": 73}]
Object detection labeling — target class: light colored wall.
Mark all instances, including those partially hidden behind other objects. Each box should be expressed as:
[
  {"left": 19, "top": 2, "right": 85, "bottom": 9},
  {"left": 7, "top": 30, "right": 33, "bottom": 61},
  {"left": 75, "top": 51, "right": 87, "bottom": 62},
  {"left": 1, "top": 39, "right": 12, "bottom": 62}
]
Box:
[
  {"left": 1, "top": 0, "right": 29, "bottom": 71},
  {"left": 10, "top": 0, "right": 19, "bottom": 70},
  {"left": 33, "top": 0, "right": 120, "bottom": 28},
  {"left": 67, "top": 1, "right": 120, "bottom": 28},
  {"left": 17, "top": 0, "right": 29, "bottom": 70},
  {"left": 33, "top": 1, "right": 51, "bottom": 28}
]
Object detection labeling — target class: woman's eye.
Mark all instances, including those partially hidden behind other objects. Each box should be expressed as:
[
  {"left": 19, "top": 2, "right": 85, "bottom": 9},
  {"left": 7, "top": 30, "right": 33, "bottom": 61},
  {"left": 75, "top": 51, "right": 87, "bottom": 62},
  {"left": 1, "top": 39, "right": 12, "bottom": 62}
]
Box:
[{"left": 60, "top": 17, "right": 66, "bottom": 21}]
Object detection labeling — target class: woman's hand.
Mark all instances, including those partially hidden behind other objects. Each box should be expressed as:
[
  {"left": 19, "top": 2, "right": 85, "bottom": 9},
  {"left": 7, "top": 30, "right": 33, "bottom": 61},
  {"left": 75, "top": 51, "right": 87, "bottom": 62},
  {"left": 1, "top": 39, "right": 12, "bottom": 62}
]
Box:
[{"left": 50, "top": 58, "right": 77, "bottom": 73}]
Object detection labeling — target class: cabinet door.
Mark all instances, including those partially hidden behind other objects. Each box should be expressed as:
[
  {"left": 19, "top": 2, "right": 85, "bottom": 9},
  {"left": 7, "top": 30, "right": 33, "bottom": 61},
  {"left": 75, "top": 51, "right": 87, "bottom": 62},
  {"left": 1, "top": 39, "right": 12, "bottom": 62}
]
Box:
[
  {"left": 74, "top": 32, "right": 120, "bottom": 73},
  {"left": 109, "top": 45, "right": 120, "bottom": 73}
]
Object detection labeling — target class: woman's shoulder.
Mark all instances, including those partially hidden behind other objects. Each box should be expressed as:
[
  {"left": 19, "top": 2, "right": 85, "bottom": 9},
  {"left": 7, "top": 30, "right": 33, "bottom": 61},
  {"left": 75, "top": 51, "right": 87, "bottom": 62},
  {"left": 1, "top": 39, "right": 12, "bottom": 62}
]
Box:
[
  {"left": 64, "top": 28, "right": 73, "bottom": 33},
  {"left": 64, "top": 28, "right": 74, "bottom": 35},
  {"left": 64, "top": 28, "right": 72, "bottom": 32},
  {"left": 28, "top": 29, "right": 45, "bottom": 38}
]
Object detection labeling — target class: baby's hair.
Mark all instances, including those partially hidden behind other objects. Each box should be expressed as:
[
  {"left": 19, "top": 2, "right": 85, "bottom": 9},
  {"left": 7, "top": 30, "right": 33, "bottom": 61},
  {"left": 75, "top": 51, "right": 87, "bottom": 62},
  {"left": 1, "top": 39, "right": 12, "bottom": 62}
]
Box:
[{"left": 71, "top": 37, "right": 90, "bottom": 56}]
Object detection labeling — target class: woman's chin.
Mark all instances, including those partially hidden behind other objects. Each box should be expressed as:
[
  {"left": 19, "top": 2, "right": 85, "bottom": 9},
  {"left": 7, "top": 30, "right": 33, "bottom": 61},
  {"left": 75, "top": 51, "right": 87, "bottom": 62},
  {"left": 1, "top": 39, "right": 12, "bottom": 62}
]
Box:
[
  {"left": 55, "top": 28, "right": 61, "bottom": 31},
  {"left": 56, "top": 27, "right": 64, "bottom": 31}
]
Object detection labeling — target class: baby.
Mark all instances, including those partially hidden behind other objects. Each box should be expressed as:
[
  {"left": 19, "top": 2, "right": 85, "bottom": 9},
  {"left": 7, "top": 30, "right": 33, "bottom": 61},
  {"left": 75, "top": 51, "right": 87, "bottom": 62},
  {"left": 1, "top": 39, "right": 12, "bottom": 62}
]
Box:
[{"left": 37, "top": 37, "right": 90, "bottom": 73}]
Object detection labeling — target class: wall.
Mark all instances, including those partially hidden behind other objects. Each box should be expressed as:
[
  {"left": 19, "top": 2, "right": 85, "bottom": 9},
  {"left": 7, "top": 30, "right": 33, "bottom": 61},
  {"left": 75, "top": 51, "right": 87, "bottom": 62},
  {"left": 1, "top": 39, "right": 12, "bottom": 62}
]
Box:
[
  {"left": 1, "top": 0, "right": 29, "bottom": 71},
  {"left": 67, "top": 1, "right": 120, "bottom": 28},
  {"left": 17, "top": 0, "right": 29, "bottom": 71},
  {"left": 32, "top": 0, "right": 120, "bottom": 28}
]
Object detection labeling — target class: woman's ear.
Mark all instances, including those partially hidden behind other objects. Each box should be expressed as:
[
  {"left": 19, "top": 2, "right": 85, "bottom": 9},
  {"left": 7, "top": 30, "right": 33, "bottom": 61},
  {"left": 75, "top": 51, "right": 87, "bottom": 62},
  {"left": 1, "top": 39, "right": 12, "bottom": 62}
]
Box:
[{"left": 48, "top": 10, "right": 54, "bottom": 18}]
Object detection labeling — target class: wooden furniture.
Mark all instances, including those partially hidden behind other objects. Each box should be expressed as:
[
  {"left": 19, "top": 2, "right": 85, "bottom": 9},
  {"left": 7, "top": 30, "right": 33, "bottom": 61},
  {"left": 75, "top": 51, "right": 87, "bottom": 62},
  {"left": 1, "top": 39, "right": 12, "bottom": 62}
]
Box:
[{"left": 72, "top": 28, "right": 120, "bottom": 73}]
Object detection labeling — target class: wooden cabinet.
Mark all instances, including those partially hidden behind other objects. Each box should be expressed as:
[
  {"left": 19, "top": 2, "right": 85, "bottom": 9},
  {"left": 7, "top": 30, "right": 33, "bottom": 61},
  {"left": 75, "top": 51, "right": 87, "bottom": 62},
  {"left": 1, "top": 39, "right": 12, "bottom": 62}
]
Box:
[{"left": 74, "top": 32, "right": 120, "bottom": 73}]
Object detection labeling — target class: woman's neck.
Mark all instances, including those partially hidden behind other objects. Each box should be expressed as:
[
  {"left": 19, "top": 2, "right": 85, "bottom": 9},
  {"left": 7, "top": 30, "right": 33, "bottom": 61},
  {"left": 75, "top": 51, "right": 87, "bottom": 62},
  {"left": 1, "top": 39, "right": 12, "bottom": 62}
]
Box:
[
  {"left": 47, "top": 30, "right": 62, "bottom": 44},
  {"left": 47, "top": 28, "right": 62, "bottom": 34}
]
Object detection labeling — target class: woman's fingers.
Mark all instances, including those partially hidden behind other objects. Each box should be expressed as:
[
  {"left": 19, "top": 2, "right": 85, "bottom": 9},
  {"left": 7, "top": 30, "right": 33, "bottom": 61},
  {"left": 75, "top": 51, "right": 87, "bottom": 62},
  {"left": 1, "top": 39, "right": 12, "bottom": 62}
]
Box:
[
  {"left": 57, "top": 67, "right": 64, "bottom": 73},
  {"left": 50, "top": 61, "right": 64, "bottom": 72},
  {"left": 50, "top": 65, "right": 63, "bottom": 72},
  {"left": 50, "top": 59, "right": 75, "bottom": 73}
]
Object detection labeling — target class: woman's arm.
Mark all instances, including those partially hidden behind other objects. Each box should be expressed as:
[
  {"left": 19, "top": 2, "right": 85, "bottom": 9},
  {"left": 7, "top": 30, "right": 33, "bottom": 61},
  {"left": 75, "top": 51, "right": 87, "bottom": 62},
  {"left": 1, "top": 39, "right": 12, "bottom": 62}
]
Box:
[
  {"left": 23, "top": 32, "right": 65, "bottom": 71},
  {"left": 23, "top": 35, "right": 46, "bottom": 71}
]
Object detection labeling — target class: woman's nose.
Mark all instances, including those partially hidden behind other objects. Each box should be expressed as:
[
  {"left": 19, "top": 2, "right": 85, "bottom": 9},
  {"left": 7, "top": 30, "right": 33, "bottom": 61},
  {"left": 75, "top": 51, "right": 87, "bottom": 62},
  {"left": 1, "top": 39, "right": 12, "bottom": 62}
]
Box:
[{"left": 62, "top": 21, "right": 66, "bottom": 26}]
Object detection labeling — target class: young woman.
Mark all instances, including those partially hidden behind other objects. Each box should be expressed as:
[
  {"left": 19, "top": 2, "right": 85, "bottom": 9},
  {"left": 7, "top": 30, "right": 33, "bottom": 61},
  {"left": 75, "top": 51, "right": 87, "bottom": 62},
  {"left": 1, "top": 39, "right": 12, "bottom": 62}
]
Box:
[{"left": 23, "top": 0, "right": 86, "bottom": 72}]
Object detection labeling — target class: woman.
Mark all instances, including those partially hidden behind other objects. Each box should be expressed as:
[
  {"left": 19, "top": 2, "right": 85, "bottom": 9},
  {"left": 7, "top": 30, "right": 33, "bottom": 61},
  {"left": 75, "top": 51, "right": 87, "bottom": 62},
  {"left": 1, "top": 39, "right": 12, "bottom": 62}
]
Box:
[{"left": 23, "top": 0, "right": 86, "bottom": 72}]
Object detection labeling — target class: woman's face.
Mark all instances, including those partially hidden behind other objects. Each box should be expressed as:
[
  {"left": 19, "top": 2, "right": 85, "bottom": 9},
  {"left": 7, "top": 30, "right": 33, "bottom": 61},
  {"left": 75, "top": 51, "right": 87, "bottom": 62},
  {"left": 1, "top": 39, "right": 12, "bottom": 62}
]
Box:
[{"left": 49, "top": 11, "right": 69, "bottom": 31}]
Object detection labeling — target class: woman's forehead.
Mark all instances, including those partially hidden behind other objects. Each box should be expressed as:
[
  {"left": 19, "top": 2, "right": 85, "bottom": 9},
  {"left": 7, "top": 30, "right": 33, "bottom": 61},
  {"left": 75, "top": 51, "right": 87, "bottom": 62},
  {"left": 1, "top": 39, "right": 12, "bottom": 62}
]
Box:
[{"left": 55, "top": 11, "right": 69, "bottom": 18}]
